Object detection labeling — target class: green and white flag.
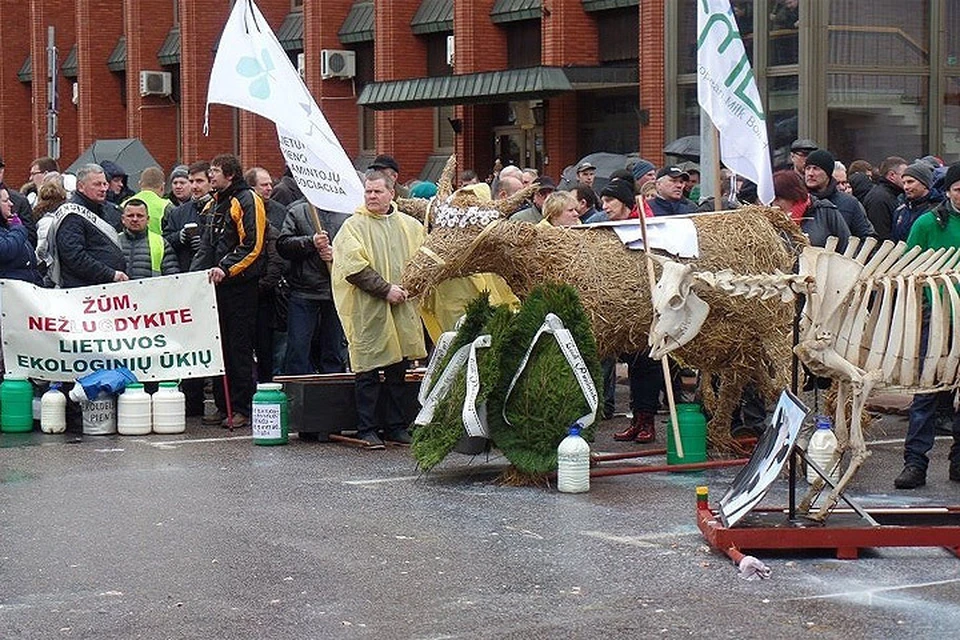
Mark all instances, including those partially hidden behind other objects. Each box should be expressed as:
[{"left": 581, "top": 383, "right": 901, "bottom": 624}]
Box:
[
  {"left": 205, "top": 0, "right": 363, "bottom": 213},
  {"left": 697, "top": 0, "right": 774, "bottom": 204}
]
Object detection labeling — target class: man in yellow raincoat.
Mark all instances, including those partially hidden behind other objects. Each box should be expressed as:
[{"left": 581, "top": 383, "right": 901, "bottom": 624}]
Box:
[{"left": 332, "top": 170, "right": 427, "bottom": 449}]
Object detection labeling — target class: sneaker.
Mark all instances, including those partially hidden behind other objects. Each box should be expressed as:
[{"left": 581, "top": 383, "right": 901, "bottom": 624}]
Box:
[
  {"left": 384, "top": 428, "right": 413, "bottom": 445},
  {"left": 894, "top": 465, "right": 926, "bottom": 489},
  {"left": 202, "top": 411, "right": 226, "bottom": 426},
  {"left": 357, "top": 431, "right": 386, "bottom": 450},
  {"left": 221, "top": 413, "right": 249, "bottom": 429}
]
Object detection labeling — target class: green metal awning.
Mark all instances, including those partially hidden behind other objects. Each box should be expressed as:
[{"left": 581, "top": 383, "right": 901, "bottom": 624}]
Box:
[
  {"left": 411, "top": 0, "right": 453, "bottom": 35},
  {"left": 157, "top": 27, "right": 180, "bottom": 66},
  {"left": 339, "top": 1, "right": 374, "bottom": 44},
  {"left": 418, "top": 153, "right": 451, "bottom": 183},
  {"left": 490, "top": 0, "right": 541, "bottom": 24},
  {"left": 62, "top": 45, "right": 78, "bottom": 78},
  {"left": 358, "top": 66, "right": 573, "bottom": 110},
  {"left": 581, "top": 0, "right": 638, "bottom": 12},
  {"left": 277, "top": 11, "right": 304, "bottom": 51},
  {"left": 107, "top": 36, "right": 126, "bottom": 72},
  {"left": 358, "top": 65, "right": 637, "bottom": 110},
  {"left": 18, "top": 55, "right": 31, "bottom": 83}
]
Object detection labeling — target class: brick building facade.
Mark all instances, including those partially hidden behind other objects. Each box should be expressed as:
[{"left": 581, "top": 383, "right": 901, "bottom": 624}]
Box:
[{"left": 2, "top": 0, "right": 655, "bottom": 189}]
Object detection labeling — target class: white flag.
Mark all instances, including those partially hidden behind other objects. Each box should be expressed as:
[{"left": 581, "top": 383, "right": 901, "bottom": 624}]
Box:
[
  {"left": 205, "top": 0, "right": 363, "bottom": 213},
  {"left": 697, "top": 0, "right": 774, "bottom": 205}
]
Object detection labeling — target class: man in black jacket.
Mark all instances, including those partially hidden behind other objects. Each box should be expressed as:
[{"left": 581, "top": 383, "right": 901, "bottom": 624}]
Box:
[
  {"left": 162, "top": 161, "right": 212, "bottom": 273},
  {"left": 276, "top": 201, "right": 349, "bottom": 374},
  {"left": 191, "top": 154, "right": 266, "bottom": 429},
  {"left": 862, "top": 156, "right": 907, "bottom": 241},
  {"left": 804, "top": 149, "right": 876, "bottom": 239},
  {"left": 49, "top": 163, "right": 127, "bottom": 288}
]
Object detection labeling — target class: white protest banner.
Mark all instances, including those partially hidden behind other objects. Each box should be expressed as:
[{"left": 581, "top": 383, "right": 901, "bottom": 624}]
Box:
[
  {"left": 205, "top": 0, "right": 363, "bottom": 214},
  {"left": 1, "top": 272, "right": 224, "bottom": 382},
  {"left": 697, "top": 0, "right": 774, "bottom": 204}
]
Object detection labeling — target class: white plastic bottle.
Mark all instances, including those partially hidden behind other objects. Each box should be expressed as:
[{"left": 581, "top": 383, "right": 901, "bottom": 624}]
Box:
[
  {"left": 117, "top": 383, "right": 152, "bottom": 436},
  {"left": 806, "top": 416, "right": 841, "bottom": 485},
  {"left": 40, "top": 384, "right": 67, "bottom": 434},
  {"left": 557, "top": 423, "right": 591, "bottom": 493},
  {"left": 152, "top": 382, "right": 186, "bottom": 434}
]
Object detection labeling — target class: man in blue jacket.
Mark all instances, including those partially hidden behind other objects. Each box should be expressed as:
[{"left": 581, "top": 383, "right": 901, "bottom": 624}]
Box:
[{"left": 49, "top": 163, "right": 127, "bottom": 288}]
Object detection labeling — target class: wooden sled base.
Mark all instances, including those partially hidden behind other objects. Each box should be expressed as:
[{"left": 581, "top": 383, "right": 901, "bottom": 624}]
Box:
[{"left": 697, "top": 503, "right": 960, "bottom": 560}]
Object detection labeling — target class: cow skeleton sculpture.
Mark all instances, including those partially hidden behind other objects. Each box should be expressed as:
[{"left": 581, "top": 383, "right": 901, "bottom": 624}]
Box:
[{"left": 648, "top": 235, "right": 960, "bottom": 521}]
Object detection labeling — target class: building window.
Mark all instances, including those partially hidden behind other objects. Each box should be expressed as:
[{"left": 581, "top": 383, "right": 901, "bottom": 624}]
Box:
[
  {"left": 577, "top": 89, "right": 639, "bottom": 154},
  {"left": 596, "top": 9, "right": 638, "bottom": 64},
  {"left": 829, "top": 0, "right": 929, "bottom": 68},
  {"left": 504, "top": 21, "right": 541, "bottom": 69},
  {"left": 678, "top": 0, "right": 753, "bottom": 74},
  {"left": 292, "top": 0, "right": 303, "bottom": 9},
  {"left": 360, "top": 107, "right": 376, "bottom": 152},
  {"left": 436, "top": 105, "right": 455, "bottom": 151},
  {"left": 944, "top": 77, "right": 960, "bottom": 159},
  {"left": 828, "top": 74, "right": 928, "bottom": 162},
  {"left": 769, "top": 0, "right": 800, "bottom": 66},
  {"left": 426, "top": 34, "right": 453, "bottom": 77},
  {"left": 768, "top": 74, "right": 799, "bottom": 167}
]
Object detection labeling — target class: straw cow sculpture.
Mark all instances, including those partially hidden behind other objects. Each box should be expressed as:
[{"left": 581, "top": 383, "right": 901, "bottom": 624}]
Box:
[
  {"left": 398, "top": 165, "right": 807, "bottom": 444},
  {"left": 647, "top": 235, "right": 960, "bottom": 521}
]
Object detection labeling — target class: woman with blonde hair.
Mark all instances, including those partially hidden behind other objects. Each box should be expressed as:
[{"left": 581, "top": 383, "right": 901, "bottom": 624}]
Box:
[
  {"left": 34, "top": 176, "right": 68, "bottom": 279},
  {"left": 538, "top": 190, "right": 581, "bottom": 227}
]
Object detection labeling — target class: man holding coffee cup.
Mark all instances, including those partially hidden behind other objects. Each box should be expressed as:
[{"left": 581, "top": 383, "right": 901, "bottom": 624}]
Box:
[{"left": 162, "top": 160, "right": 213, "bottom": 273}]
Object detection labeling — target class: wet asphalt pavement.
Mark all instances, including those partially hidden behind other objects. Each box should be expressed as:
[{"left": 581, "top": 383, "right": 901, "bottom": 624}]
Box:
[{"left": 1, "top": 404, "right": 960, "bottom": 639}]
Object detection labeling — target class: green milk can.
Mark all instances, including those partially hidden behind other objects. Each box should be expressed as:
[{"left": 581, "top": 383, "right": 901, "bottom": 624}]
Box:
[
  {"left": 1, "top": 377, "right": 35, "bottom": 433},
  {"left": 252, "top": 383, "right": 288, "bottom": 446},
  {"left": 667, "top": 403, "right": 708, "bottom": 470}
]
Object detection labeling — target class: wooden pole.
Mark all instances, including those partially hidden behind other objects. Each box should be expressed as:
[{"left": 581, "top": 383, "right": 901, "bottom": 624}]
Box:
[
  {"left": 712, "top": 125, "right": 723, "bottom": 212},
  {"left": 637, "top": 212, "right": 684, "bottom": 458}
]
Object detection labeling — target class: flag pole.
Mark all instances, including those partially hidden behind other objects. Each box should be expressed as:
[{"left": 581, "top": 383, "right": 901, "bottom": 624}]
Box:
[
  {"left": 712, "top": 124, "right": 723, "bottom": 212},
  {"left": 637, "top": 213, "right": 684, "bottom": 459}
]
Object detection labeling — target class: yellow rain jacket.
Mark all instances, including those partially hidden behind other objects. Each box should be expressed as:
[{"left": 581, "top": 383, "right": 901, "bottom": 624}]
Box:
[
  {"left": 420, "top": 275, "right": 519, "bottom": 342},
  {"left": 332, "top": 202, "right": 427, "bottom": 372},
  {"left": 418, "top": 181, "right": 520, "bottom": 341}
]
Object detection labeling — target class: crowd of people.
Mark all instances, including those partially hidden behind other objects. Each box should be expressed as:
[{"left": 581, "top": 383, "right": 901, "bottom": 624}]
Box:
[{"left": 1, "top": 141, "right": 958, "bottom": 484}]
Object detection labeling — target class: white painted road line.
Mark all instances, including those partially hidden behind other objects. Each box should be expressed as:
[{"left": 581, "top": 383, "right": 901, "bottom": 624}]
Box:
[
  {"left": 786, "top": 577, "right": 960, "bottom": 601},
  {"left": 144, "top": 435, "right": 253, "bottom": 448},
  {"left": 343, "top": 475, "right": 422, "bottom": 485}
]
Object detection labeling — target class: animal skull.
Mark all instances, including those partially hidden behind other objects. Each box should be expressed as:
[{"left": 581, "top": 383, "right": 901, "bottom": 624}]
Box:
[{"left": 648, "top": 261, "right": 710, "bottom": 360}]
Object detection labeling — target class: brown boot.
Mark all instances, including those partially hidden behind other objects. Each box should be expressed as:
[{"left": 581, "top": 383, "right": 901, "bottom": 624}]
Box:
[
  {"left": 614, "top": 413, "right": 644, "bottom": 441},
  {"left": 634, "top": 412, "right": 656, "bottom": 444}
]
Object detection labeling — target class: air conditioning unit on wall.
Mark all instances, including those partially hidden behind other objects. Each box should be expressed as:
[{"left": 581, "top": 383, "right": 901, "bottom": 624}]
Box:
[
  {"left": 139, "top": 70, "right": 173, "bottom": 97},
  {"left": 321, "top": 49, "right": 356, "bottom": 80}
]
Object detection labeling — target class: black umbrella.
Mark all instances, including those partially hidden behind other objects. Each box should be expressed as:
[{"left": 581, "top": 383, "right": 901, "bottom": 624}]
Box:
[
  {"left": 65, "top": 138, "right": 162, "bottom": 187},
  {"left": 663, "top": 135, "right": 701, "bottom": 162},
  {"left": 558, "top": 152, "right": 639, "bottom": 191}
]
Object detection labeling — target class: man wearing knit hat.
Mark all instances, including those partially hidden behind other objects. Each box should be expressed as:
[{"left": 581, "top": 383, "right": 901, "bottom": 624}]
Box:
[
  {"left": 894, "top": 162, "right": 960, "bottom": 489},
  {"left": 890, "top": 162, "right": 942, "bottom": 242},
  {"left": 804, "top": 149, "right": 875, "bottom": 239},
  {"left": 167, "top": 164, "right": 191, "bottom": 206},
  {"left": 631, "top": 159, "right": 657, "bottom": 193}
]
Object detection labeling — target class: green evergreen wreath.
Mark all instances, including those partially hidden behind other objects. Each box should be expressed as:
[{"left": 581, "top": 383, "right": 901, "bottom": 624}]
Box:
[
  {"left": 411, "top": 293, "right": 502, "bottom": 471},
  {"left": 488, "top": 282, "right": 603, "bottom": 476}
]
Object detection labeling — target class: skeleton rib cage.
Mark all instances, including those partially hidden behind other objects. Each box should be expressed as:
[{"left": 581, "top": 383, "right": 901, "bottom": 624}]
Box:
[{"left": 692, "top": 234, "right": 960, "bottom": 392}]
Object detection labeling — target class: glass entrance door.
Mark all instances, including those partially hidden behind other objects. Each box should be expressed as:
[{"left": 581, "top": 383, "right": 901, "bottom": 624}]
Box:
[{"left": 493, "top": 126, "right": 544, "bottom": 172}]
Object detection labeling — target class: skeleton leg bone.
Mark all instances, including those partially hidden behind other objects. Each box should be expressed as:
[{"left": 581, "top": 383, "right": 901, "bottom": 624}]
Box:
[{"left": 810, "top": 370, "right": 881, "bottom": 522}]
